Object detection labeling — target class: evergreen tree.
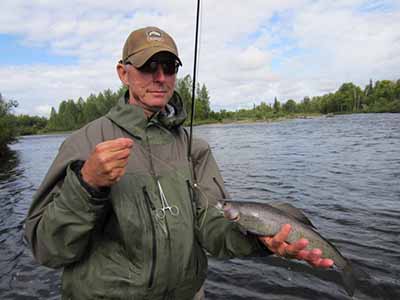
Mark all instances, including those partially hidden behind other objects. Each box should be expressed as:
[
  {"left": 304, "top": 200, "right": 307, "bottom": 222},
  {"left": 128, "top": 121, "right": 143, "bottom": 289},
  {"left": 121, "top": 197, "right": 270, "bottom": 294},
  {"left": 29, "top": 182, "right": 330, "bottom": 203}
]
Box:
[
  {"left": 176, "top": 75, "right": 192, "bottom": 116},
  {"left": 196, "top": 84, "right": 211, "bottom": 119},
  {"left": 273, "top": 97, "right": 281, "bottom": 113}
]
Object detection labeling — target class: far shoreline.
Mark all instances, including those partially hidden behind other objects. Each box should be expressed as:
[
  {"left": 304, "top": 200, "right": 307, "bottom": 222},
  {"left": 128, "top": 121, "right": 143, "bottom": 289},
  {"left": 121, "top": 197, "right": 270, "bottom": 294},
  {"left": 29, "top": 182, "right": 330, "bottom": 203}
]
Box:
[
  {"left": 191, "top": 112, "right": 323, "bottom": 127},
  {"left": 21, "top": 113, "right": 323, "bottom": 137},
  {"left": 17, "top": 111, "right": 398, "bottom": 137}
]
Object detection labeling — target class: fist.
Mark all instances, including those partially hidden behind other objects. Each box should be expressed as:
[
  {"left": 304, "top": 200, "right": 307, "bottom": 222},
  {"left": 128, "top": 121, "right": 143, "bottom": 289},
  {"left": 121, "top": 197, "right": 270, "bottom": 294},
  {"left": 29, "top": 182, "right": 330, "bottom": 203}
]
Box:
[{"left": 81, "top": 138, "right": 133, "bottom": 189}]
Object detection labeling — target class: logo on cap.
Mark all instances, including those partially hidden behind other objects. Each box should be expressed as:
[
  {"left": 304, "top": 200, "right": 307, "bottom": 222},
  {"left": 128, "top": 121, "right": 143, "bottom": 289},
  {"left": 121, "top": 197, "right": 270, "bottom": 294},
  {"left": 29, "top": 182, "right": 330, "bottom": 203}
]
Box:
[{"left": 147, "top": 30, "right": 164, "bottom": 42}]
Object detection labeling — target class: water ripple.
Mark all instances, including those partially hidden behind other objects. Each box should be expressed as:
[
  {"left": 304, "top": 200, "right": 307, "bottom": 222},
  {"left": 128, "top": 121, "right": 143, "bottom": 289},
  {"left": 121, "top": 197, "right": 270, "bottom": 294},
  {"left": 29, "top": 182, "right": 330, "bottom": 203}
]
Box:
[{"left": 0, "top": 115, "right": 399, "bottom": 299}]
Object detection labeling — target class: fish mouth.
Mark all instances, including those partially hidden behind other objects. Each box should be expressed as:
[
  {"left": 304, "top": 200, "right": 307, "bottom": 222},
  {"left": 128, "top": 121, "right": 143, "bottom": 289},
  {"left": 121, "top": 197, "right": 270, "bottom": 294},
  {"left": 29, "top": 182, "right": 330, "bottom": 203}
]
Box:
[
  {"left": 223, "top": 202, "right": 240, "bottom": 222},
  {"left": 230, "top": 214, "right": 240, "bottom": 222}
]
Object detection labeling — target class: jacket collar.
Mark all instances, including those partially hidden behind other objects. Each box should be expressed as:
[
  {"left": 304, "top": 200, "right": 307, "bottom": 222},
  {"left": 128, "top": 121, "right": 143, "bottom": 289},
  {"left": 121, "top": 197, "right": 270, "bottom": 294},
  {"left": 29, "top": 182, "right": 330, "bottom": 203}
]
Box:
[{"left": 106, "top": 90, "right": 187, "bottom": 139}]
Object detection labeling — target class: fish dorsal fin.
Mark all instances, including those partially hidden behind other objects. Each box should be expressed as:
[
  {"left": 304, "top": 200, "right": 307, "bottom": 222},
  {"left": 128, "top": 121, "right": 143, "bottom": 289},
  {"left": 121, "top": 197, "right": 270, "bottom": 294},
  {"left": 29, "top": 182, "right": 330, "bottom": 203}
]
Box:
[{"left": 270, "top": 202, "right": 316, "bottom": 228}]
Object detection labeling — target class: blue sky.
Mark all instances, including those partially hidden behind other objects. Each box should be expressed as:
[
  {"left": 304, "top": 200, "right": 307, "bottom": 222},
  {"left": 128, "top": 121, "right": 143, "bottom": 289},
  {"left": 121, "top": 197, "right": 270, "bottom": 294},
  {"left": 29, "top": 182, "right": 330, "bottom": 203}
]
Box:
[
  {"left": 0, "top": 34, "right": 77, "bottom": 65},
  {"left": 0, "top": 0, "right": 399, "bottom": 116}
]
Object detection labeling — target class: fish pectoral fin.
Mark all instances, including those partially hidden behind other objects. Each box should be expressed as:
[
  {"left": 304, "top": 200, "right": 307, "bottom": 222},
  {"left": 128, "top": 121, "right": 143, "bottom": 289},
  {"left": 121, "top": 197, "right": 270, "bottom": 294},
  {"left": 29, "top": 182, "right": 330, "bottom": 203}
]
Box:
[
  {"left": 270, "top": 202, "right": 316, "bottom": 228},
  {"left": 235, "top": 223, "right": 248, "bottom": 235}
]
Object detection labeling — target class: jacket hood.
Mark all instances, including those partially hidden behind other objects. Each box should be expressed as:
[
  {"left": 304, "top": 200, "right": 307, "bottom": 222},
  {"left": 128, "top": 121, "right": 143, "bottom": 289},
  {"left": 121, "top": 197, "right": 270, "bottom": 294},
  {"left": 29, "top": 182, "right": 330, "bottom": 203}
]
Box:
[{"left": 106, "top": 91, "right": 187, "bottom": 139}]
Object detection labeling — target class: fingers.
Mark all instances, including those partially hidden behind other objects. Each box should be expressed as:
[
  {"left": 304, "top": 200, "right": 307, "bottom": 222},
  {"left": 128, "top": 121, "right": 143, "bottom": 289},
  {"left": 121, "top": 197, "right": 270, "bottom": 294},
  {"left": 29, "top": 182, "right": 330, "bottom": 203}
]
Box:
[
  {"left": 304, "top": 249, "right": 334, "bottom": 268},
  {"left": 317, "top": 258, "right": 334, "bottom": 268},
  {"left": 270, "top": 224, "right": 291, "bottom": 249},
  {"left": 261, "top": 224, "right": 308, "bottom": 258},
  {"left": 98, "top": 147, "right": 132, "bottom": 166},
  {"left": 297, "top": 248, "right": 334, "bottom": 269},
  {"left": 296, "top": 249, "right": 309, "bottom": 260},
  {"left": 259, "top": 224, "right": 292, "bottom": 256},
  {"left": 305, "top": 248, "right": 322, "bottom": 266},
  {"left": 285, "top": 238, "right": 308, "bottom": 258},
  {"left": 81, "top": 138, "right": 133, "bottom": 188},
  {"left": 95, "top": 138, "right": 133, "bottom": 153},
  {"left": 100, "top": 158, "right": 129, "bottom": 175},
  {"left": 107, "top": 167, "right": 127, "bottom": 182}
]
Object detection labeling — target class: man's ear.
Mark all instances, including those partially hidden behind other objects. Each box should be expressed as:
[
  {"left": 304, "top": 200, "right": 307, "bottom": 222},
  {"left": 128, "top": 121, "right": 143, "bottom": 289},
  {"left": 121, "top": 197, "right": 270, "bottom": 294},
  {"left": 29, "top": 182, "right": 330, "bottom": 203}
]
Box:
[{"left": 116, "top": 63, "right": 129, "bottom": 86}]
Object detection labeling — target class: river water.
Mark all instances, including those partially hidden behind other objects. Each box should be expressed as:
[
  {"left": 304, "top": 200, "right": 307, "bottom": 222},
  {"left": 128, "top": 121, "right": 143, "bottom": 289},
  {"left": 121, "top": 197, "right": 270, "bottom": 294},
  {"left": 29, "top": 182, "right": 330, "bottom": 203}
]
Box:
[{"left": 0, "top": 113, "right": 399, "bottom": 299}]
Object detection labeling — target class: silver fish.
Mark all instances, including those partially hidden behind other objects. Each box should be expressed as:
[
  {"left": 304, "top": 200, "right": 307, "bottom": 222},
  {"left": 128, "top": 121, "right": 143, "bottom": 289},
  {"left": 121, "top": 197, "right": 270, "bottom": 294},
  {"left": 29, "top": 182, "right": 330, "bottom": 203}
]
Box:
[{"left": 219, "top": 200, "right": 356, "bottom": 296}]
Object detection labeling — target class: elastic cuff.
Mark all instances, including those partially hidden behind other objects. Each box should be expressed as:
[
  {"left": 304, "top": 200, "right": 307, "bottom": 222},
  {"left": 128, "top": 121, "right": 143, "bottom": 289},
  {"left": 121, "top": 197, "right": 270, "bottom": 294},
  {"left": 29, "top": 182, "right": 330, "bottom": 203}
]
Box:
[
  {"left": 70, "top": 160, "right": 110, "bottom": 202},
  {"left": 255, "top": 237, "right": 273, "bottom": 256}
]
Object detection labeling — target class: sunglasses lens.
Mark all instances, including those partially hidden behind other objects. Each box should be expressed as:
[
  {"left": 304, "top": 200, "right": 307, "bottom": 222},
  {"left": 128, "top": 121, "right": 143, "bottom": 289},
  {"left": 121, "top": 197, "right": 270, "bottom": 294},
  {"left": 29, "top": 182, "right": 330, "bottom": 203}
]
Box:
[
  {"left": 139, "top": 60, "right": 178, "bottom": 75},
  {"left": 162, "top": 62, "right": 176, "bottom": 75}
]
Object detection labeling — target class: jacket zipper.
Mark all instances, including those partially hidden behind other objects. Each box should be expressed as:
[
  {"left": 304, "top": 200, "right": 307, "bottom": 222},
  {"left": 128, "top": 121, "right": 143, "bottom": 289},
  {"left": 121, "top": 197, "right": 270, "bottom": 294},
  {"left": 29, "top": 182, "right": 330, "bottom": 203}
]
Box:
[
  {"left": 145, "top": 131, "right": 171, "bottom": 240},
  {"left": 143, "top": 186, "right": 157, "bottom": 289},
  {"left": 144, "top": 127, "right": 172, "bottom": 297},
  {"left": 213, "top": 177, "right": 227, "bottom": 199}
]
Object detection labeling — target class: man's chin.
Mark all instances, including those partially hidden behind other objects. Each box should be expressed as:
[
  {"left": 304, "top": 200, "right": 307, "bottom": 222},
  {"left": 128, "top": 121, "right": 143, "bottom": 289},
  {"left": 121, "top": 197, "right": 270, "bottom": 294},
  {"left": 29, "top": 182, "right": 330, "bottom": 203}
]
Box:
[{"left": 147, "top": 96, "right": 170, "bottom": 107}]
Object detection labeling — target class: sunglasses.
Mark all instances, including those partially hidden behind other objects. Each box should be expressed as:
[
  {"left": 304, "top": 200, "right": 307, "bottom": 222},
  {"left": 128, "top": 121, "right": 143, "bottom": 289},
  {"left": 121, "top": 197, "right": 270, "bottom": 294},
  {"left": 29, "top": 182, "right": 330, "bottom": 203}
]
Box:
[{"left": 126, "top": 59, "right": 179, "bottom": 75}]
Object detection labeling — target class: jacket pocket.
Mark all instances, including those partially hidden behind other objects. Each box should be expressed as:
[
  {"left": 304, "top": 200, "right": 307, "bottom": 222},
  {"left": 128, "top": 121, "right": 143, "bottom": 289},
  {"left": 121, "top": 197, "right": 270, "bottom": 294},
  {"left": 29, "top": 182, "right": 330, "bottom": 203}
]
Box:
[{"left": 143, "top": 186, "right": 157, "bottom": 289}]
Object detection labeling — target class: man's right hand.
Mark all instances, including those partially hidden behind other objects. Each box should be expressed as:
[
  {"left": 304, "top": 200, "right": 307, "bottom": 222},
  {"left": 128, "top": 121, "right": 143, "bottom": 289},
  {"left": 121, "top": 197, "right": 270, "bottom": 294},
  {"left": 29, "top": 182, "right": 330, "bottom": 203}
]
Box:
[{"left": 81, "top": 138, "right": 133, "bottom": 189}]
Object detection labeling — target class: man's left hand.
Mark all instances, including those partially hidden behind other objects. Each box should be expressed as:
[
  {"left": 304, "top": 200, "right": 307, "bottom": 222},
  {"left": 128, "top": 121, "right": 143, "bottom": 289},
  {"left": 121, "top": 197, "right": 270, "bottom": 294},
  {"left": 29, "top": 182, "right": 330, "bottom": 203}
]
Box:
[{"left": 259, "top": 224, "right": 334, "bottom": 268}]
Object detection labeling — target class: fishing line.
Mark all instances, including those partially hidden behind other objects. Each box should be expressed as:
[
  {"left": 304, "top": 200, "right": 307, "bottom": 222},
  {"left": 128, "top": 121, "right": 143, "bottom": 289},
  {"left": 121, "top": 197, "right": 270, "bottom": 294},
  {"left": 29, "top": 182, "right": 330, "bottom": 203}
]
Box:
[
  {"left": 133, "top": 140, "right": 221, "bottom": 209},
  {"left": 195, "top": 0, "right": 204, "bottom": 89},
  {"left": 189, "top": 0, "right": 211, "bottom": 226},
  {"left": 188, "top": 0, "right": 202, "bottom": 160},
  {"left": 135, "top": 143, "right": 219, "bottom": 228},
  {"left": 121, "top": 0, "right": 216, "bottom": 225}
]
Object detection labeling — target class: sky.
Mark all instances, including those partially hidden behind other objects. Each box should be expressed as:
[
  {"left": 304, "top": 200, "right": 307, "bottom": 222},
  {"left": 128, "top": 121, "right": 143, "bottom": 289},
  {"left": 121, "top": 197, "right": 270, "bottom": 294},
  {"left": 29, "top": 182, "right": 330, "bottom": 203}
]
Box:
[{"left": 1, "top": 0, "right": 399, "bottom": 117}]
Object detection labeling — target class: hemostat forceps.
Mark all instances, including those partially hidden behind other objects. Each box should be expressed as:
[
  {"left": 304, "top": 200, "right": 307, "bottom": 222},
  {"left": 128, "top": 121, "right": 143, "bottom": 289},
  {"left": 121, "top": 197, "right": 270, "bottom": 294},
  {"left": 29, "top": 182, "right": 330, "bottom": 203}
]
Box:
[{"left": 156, "top": 180, "right": 179, "bottom": 219}]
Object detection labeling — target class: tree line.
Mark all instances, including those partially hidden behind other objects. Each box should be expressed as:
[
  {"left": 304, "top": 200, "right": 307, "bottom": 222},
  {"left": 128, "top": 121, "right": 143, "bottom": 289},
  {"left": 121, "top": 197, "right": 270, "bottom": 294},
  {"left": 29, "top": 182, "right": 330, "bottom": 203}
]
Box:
[
  {"left": 45, "top": 75, "right": 212, "bottom": 132},
  {"left": 1, "top": 78, "right": 399, "bottom": 154},
  {"left": 1, "top": 93, "right": 48, "bottom": 151},
  {"left": 213, "top": 79, "right": 400, "bottom": 122}
]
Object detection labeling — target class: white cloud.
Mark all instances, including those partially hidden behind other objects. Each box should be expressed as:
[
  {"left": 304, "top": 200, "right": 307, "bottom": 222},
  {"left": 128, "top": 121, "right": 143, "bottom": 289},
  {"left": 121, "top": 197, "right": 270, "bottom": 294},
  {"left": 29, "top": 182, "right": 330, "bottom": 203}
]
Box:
[
  {"left": 0, "top": 62, "right": 120, "bottom": 116},
  {"left": 35, "top": 105, "right": 52, "bottom": 117},
  {"left": 0, "top": 0, "right": 399, "bottom": 116},
  {"left": 236, "top": 46, "right": 271, "bottom": 71}
]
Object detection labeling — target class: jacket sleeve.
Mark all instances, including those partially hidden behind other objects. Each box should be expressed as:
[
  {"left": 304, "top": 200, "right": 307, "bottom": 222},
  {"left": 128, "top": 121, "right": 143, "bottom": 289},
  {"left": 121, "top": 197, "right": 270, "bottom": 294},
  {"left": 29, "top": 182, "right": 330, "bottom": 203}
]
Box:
[
  {"left": 191, "top": 138, "right": 270, "bottom": 258},
  {"left": 24, "top": 123, "right": 110, "bottom": 268}
]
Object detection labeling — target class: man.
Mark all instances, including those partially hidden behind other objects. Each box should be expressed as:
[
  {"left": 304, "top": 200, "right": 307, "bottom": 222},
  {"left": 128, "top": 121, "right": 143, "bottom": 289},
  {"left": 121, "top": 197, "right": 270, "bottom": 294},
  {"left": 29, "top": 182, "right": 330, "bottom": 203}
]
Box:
[{"left": 25, "top": 26, "right": 332, "bottom": 300}]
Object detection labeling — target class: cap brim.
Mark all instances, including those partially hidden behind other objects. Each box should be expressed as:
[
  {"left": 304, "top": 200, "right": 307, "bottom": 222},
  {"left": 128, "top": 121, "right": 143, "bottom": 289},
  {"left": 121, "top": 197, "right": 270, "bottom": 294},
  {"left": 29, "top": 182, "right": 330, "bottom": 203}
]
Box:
[{"left": 127, "top": 46, "right": 182, "bottom": 67}]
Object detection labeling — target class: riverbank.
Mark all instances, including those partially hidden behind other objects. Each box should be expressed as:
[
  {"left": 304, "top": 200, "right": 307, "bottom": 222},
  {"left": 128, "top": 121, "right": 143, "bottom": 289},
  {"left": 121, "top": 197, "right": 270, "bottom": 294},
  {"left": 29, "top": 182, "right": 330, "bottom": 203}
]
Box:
[
  {"left": 191, "top": 112, "right": 322, "bottom": 126},
  {"left": 188, "top": 111, "right": 398, "bottom": 126},
  {"left": 15, "top": 113, "right": 323, "bottom": 137},
  {"left": 13, "top": 111, "right": 398, "bottom": 138}
]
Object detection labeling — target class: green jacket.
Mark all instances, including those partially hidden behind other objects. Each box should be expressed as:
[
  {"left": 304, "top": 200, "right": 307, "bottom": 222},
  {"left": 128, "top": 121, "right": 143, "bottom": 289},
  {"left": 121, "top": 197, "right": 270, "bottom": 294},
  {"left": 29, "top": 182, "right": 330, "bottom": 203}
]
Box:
[{"left": 25, "top": 92, "right": 264, "bottom": 300}]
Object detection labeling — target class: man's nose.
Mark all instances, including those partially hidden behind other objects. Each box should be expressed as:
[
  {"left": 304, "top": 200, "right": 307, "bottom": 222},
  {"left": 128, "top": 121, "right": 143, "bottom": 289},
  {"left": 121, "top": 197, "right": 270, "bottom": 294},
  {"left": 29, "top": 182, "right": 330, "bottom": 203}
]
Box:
[{"left": 152, "top": 64, "right": 166, "bottom": 82}]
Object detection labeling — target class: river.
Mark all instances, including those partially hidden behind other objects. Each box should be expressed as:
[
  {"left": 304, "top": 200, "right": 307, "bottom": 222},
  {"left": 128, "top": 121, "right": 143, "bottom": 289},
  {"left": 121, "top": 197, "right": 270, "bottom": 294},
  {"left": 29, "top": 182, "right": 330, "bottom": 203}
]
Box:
[{"left": 0, "top": 113, "right": 399, "bottom": 299}]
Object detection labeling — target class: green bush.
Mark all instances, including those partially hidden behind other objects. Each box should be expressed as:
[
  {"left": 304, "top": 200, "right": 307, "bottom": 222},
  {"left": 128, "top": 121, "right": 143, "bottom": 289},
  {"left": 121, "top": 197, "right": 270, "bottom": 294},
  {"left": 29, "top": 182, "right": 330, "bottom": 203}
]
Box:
[{"left": 0, "top": 94, "right": 18, "bottom": 153}]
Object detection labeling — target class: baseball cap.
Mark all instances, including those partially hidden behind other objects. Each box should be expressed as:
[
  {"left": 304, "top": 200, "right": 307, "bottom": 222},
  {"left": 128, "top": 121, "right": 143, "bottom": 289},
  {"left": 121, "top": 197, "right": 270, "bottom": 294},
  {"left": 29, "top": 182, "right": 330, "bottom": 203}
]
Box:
[{"left": 121, "top": 26, "right": 182, "bottom": 68}]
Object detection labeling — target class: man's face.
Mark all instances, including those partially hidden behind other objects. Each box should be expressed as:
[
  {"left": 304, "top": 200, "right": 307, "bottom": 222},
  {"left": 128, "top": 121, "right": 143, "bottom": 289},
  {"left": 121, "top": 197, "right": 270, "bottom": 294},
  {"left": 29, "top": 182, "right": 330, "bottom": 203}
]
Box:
[{"left": 118, "top": 53, "right": 178, "bottom": 116}]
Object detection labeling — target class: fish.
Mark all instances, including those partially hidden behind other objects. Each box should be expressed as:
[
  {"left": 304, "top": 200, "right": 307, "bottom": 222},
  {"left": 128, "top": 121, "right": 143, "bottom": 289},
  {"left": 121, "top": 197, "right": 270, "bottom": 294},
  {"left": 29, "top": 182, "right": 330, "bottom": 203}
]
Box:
[{"left": 218, "top": 200, "right": 356, "bottom": 296}]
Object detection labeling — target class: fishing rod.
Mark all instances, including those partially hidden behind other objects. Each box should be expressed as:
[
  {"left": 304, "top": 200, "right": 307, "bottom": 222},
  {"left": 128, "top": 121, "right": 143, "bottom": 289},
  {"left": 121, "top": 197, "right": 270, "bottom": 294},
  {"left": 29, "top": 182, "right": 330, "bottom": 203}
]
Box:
[{"left": 188, "top": 0, "right": 201, "bottom": 159}]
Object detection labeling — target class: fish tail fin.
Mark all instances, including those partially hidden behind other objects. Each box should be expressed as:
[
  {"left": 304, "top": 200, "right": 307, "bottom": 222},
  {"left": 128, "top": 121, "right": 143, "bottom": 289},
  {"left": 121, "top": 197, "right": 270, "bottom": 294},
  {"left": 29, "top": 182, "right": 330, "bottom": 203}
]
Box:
[{"left": 342, "top": 263, "right": 356, "bottom": 297}]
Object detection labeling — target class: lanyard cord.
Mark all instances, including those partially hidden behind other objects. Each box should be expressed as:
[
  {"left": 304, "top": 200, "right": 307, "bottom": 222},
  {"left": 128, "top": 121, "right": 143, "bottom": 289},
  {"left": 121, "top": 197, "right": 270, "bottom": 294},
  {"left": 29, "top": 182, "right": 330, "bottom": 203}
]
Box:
[{"left": 188, "top": 0, "right": 201, "bottom": 160}]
